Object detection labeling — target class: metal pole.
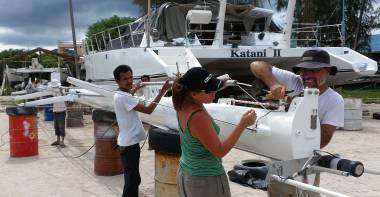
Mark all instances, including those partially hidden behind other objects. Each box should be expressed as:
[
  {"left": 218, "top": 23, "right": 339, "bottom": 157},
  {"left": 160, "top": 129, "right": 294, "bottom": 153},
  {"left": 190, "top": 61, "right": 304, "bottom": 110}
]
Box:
[
  {"left": 129, "top": 24, "right": 135, "bottom": 47},
  {"left": 69, "top": 0, "right": 80, "bottom": 78},
  {"left": 341, "top": 0, "right": 346, "bottom": 46},
  {"left": 146, "top": 0, "right": 151, "bottom": 48},
  {"left": 284, "top": 0, "right": 297, "bottom": 48},
  {"left": 271, "top": 175, "right": 350, "bottom": 197},
  {"left": 213, "top": 0, "right": 227, "bottom": 48},
  {"left": 365, "top": 168, "right": 380, "bottom": 175},
  {"left": 108, "top": 32, "right": 113, "bottom": 49},
  {"left": 310, "top": 166, "right": 349, "bottom": 177}
]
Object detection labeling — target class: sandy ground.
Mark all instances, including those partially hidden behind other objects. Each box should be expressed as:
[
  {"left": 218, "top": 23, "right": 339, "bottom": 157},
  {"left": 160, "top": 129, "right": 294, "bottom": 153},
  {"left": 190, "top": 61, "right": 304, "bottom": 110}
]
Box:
[{"left": 0, "top": 102, "right": 380, "bottom": 197}]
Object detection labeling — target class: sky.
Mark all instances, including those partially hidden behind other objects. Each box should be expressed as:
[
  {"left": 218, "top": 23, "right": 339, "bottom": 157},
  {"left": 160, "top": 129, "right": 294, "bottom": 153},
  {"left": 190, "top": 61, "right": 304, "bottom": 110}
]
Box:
[
  {"left": 0, "top": 0, "right": 379, "bottom": 51},
  {"left": 0, "top": 0, "right": 141, "bottom": 51}
]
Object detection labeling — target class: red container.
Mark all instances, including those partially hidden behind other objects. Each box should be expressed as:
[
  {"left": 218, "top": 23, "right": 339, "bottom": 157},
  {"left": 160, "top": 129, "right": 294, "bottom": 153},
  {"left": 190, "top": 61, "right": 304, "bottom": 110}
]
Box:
[{"left": 6, "top": 107, "right": 38, "bottom": 157}]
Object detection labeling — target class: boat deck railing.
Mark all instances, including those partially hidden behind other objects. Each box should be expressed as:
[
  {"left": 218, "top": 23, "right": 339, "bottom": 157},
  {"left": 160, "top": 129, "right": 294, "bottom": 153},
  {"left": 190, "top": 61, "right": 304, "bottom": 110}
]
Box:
[
  {"left": 83, "top": 18, "right": 345, "bottom": 55},
  {"left": 83, "top": 20, "right": 145, "bottom": 55},
  {"left": 185, "top": 20, "right": 219, "bottom": 46},
  {"left": 291, "top": 23, "right": 344, "bottom": 47}
]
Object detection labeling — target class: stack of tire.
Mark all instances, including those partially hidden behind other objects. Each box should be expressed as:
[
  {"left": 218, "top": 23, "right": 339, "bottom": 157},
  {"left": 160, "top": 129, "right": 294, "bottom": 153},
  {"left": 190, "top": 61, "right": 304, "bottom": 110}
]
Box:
[
  {"left": 148, "top": 127, "right": 181, "bottom": 154},
  {"left": 227, "top": 160, "right": 270, "bottom": 190},
  {"left": 148, "top": 127, "right": 181, "bottom": 197}
]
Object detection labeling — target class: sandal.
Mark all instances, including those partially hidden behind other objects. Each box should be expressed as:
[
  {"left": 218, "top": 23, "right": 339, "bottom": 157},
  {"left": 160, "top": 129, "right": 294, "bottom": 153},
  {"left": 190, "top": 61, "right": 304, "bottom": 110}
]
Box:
[
  {"left": 51, "top": 141, "right": 59, "bottom": 146},
  {"left": 60, "top": 144, "right": 66, "bottom": 148}
]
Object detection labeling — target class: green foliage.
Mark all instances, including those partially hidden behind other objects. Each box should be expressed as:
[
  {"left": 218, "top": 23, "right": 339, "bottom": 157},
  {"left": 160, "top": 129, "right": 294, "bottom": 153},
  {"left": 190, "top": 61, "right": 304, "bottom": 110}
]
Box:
[
  {"left": 293, "top": 0, "right": 380, "bottom": 52},
  {"left": 38, "top": 53, "right": 60, "bottom": 68},
  {"left": 0, "top": 48, "right": 25, "bottom": 68},
  {"left": 86, "top": 15, "right": 136, "bottom": 39},
  {"left": 342, "top": 86, "right": 380, "bottom": 103},
  {"left": 345, "top": 0, "right": 380, "bottom": 52},
  {"left": 0, "top": 49, "right": 24, "bottom": 59}
]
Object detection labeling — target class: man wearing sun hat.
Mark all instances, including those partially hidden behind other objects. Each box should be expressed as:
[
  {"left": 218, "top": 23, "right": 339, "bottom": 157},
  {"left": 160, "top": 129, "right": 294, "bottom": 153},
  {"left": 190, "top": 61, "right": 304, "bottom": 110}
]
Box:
[
  {"left": 250, "top": 49, "right": 344, "bottom": 196},
  {"left": 50, "top": 79, "right": 67, "bottom": 148}
]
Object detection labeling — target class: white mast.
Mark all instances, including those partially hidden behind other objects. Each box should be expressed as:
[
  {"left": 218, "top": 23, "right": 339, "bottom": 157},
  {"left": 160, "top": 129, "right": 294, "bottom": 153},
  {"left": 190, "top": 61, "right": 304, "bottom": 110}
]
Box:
[
  {"left": 146, "top": 0, "right": 151, "bottom": 48},
  {"left": 284, "top": 0, "right": 296, "bottom": 47},
  {"left": 212, "top": 0, "right": 226, "bottom": 48}
]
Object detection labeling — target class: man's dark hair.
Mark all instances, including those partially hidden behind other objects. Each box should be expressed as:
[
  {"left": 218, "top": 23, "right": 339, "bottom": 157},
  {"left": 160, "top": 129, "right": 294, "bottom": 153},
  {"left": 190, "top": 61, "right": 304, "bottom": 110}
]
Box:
[
  {"left": 113, "top": 65, "right": 133, "bottom": 81},
  {"left": 141, "top": 75, "right": 150, "bottom": 81}
]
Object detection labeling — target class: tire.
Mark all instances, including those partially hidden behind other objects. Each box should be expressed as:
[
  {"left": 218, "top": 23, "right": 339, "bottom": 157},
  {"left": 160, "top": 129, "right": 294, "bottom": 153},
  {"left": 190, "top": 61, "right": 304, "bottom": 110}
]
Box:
[
  {"left": 233, "top": 160, "right": 269, "bottom": 179},
  {"left": 6, "top": 106, "right": 37, "bottom": 116},
  {"left": 148, "top": 127, "right": 181, "bottom": 154},
  {"left": 373, "top": 112, "right": 380, "bottom": 120}
]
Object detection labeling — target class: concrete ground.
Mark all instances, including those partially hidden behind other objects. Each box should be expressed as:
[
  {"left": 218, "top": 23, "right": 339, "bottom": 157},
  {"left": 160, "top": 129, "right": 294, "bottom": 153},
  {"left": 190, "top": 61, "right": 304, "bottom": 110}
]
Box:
[{"left": 0, "top": 102, "right": 380, "bottom": 197}]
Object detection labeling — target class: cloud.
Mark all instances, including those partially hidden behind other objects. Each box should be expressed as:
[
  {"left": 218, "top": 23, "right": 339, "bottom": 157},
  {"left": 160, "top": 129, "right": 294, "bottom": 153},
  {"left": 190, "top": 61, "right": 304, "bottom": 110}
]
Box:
[{"left": 0, "top": 0, "right": 141, "bottom": 49}]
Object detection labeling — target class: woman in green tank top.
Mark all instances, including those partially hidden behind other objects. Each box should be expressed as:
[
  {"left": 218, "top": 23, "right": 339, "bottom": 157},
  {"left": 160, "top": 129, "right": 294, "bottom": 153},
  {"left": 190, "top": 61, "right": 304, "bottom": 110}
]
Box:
[{"left": 172, "top": 67, "right": 256, "bottom": 197}]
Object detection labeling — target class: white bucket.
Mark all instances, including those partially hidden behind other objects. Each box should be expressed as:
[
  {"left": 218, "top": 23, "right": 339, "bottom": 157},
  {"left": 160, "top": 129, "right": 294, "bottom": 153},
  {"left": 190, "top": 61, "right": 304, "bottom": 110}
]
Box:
[{"left": 343, "top": 98, "right": 362, "bottom": 130}]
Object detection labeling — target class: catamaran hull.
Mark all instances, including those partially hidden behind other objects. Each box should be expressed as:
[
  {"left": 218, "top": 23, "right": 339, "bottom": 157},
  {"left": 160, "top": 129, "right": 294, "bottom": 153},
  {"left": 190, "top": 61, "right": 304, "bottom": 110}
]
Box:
[{"left": 84, "top": 46, "right": 377, "bottom": 85}]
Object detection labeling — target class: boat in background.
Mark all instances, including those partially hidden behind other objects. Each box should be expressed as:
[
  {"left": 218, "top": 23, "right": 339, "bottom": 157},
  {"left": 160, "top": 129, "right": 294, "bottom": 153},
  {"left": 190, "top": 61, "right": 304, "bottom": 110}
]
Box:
[
  {"left": 4, "top": 58, "right": 59, "bottom": 83},
  {"left": 0, "top": 58, "right": 68, "bottom": 96},
  {"left": 81, "top": 0, "right": 377, "bottom": 92}
]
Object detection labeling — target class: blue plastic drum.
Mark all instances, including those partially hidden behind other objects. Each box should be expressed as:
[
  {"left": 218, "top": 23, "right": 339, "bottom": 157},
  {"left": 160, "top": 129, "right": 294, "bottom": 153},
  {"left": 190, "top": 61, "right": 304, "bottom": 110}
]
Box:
[{"left": 44, "top": 104, "right": 54, "bottom": 121}]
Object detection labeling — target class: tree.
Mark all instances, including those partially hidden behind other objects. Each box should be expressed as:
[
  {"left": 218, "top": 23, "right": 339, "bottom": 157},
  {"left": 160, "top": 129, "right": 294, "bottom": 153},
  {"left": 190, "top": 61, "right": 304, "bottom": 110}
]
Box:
[
  {"left": 0, "top": 49, "right": 24, "bottom": 59},
  {"left": 292, "top": 0, "right": 379, "bottom": 52},
  {"left": 346, "top": 0, "right": 379, "bottom": 51},
  {"left": 86, "top": 15, "right": 136, "bottom": 38}
]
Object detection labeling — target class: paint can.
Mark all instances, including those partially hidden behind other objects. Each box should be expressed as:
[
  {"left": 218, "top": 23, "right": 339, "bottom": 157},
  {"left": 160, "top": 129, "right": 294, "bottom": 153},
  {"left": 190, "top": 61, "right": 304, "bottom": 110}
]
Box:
[
  {"left": 343, "top": 98, "right": 362, "bottom": 131},
  {"left": 6, "top": 107, "right": 38, "bottom": 157},
  {"left": 92, "top": 109, "right": 123, "bottom": 176}
]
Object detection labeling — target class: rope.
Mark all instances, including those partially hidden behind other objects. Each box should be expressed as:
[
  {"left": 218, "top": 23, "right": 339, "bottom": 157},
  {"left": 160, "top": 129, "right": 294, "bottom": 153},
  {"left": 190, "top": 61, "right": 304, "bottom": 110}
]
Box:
[{"left": 58, "top": 121, "right": 117, "bottom": 159}]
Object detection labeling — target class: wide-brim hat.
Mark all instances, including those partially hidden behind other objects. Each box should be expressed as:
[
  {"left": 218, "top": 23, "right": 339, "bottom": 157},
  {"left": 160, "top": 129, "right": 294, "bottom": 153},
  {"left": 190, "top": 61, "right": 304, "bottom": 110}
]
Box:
[
  {"left": 181, "top": 67, "right": 222, "bottom": 92},
  {"left": 292, "top": 49, "right": 337, "bottom": 75}
]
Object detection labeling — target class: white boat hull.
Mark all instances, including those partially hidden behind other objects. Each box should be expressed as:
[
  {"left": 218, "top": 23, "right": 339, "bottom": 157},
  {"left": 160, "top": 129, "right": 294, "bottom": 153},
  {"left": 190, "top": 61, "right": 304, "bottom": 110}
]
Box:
[{"left": 84, "top": 46, "right": 377, "bottom": 86}]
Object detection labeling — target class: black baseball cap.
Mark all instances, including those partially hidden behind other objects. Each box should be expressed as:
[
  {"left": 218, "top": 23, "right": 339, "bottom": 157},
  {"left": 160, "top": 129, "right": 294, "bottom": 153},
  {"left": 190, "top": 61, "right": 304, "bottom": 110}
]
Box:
[
  {"left": 180, "top": 67, "right": 223, "bottom": 92},
  {"left": 292, "top": 49, "right": 337, "bottom": 75}
]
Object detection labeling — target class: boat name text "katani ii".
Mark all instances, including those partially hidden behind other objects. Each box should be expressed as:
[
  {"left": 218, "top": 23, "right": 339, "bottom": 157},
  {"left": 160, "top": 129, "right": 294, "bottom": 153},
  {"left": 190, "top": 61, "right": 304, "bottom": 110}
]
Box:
[{"left": 230, "top": 49, "right": 281, "bottom": 58}]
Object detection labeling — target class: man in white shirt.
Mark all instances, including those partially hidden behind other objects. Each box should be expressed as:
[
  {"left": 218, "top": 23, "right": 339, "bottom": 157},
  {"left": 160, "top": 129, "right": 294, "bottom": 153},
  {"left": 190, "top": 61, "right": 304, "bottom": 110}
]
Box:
[
  {"left": 250, "top": 49, "right": 344, "bottom": 196},
  {"left": 113, "top": 65, "right": 170, "bottom": 197},
  {"left": 50, "top": 79, "right": 67, "bottom": 148}
]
